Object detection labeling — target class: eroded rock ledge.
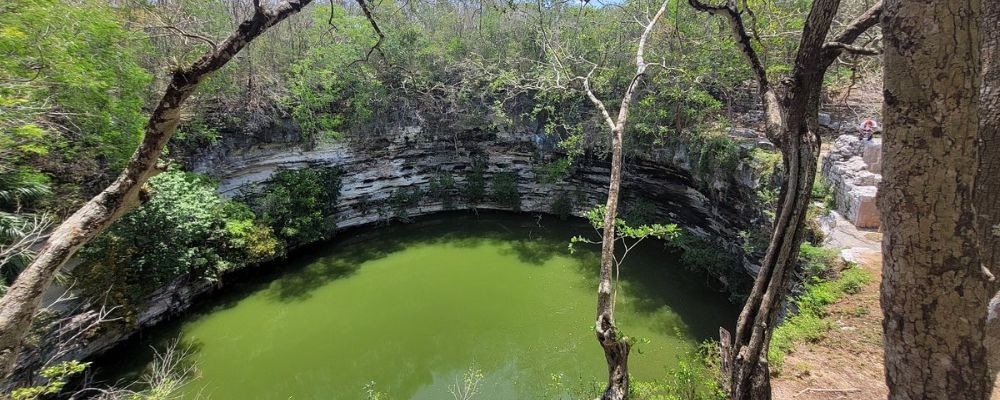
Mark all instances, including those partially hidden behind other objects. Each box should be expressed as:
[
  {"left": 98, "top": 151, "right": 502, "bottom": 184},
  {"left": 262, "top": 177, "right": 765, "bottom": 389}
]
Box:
[{"left": 7, "top": 128, "right": 769, "bottom": 388}]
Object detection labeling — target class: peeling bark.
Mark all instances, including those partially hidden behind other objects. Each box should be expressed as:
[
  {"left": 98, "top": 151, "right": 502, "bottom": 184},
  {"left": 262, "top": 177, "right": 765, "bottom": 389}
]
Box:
[
  {"left": 880, "top": 0, "right": 994, "bottom": 398},
  {"left": 0, "top": 0, "right": 316, "bottom": 380}
]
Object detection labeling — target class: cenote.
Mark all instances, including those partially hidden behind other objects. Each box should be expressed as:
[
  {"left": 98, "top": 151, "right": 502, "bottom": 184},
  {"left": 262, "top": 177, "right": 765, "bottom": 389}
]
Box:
[{"left": 93, "top": 212, "right": 738, "bottom": 399}]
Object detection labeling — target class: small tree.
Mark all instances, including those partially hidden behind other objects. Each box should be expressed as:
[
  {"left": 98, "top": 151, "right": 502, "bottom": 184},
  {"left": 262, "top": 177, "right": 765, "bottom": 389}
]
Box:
[{"left": 535, "top": 2, "right": 672, "bottom": 397}]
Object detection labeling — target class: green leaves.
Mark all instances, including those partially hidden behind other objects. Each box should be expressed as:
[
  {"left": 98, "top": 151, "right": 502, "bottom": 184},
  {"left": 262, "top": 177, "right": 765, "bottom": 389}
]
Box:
[
  {"left": 0, "top": 0, "right": 150, "bottom": 169},
  {"left": 10, "top": 361, "right": 89, "bottom": 400},
  {"left": 250, "top": 166, "right": 342, "bottom": 244},
  {"left": 75, "top": 170, "right": 281, "bottom": 316},
  {"left": 581, "top": 205, "right": 681, "bottom": 241}
]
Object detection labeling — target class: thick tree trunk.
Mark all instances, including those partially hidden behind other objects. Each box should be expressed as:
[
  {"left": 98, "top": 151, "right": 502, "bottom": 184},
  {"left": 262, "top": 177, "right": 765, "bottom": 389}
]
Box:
[
  {"left": 980, "top": 0, "right": 1000, "bottom": 376},
  {"left": 880, "top": 0, "right": 994, "bottom": 397},
  {"left": 596, "top": 126, "right": 630, "bottom": 400},
  {"left": 0, "top": 0, "right": 314, "bottom": 380}
]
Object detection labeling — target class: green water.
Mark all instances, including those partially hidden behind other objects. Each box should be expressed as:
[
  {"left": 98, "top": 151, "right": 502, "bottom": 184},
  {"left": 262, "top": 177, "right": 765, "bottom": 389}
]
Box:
[{"left": 95, "top": 212, "right": 737, "bottom": 399}]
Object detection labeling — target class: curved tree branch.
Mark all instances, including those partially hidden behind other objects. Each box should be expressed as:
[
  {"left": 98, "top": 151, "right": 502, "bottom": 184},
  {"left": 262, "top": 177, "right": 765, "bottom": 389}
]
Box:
[{"left": 0, "top": 0, "right": 315, "bottom": 380}]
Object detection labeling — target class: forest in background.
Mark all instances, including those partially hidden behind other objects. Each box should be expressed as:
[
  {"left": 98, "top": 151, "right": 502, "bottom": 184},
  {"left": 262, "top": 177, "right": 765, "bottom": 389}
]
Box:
[
  {"left": 0, "top": 0, "right": 929, "bottom": 399},
  {"left": 1, "top": 0, "right": 879, "bottom": 294}
]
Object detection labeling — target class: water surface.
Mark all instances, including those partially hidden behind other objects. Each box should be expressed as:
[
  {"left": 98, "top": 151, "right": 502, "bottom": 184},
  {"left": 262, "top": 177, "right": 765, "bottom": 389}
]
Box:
[{"left": 95, "top": 212, "right": 737, "bottom": 399}]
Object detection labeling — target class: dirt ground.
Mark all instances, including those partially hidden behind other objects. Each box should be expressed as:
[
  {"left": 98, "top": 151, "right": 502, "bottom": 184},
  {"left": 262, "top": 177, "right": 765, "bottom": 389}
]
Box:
[
  {"left": 770, "top": 218, "right": 1000, "bottom": 399},
  {"left": 771, "top": 250, "right": 887, "bottom": 400}
]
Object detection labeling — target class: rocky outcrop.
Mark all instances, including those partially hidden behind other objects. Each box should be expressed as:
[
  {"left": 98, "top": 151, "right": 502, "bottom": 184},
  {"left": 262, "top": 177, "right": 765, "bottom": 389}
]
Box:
[
  {"left": 821, "top": 135, "right": 882, "bottom": 229},
  {"left": 193, "top": 130, "right": 761, "bottom": 251},
  {"left": 6, "top": 127, "right": 770, "bottom": 389}
]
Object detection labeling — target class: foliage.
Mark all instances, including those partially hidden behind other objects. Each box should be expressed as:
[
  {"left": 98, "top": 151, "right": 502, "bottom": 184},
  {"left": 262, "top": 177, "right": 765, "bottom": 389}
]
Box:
[
  {"left": 669, "top": 234, "right": 752, "bottom": 302},
  {"left": 687, "top": 130, "right": 743, "bottom": 183},
  {"left": 461, "top": 159, "right": 488, "bottom": 205},
  {"left": 428, "top": 171, "right": 457, "bottom": 210},
  {"left": 622, "top": 198, "right": 658, "bottom": 227},
  {"left": 572, "top": 205, "right": 681, "bottom": 251},
  {"left": 490, "top": 171, "right": 521, "bottom": 211},
  {"left": 550, "top": 192, "right": 575, "bottom": 220},
  {"left": 448, "top": 365, "right": 485, "bottom": 400},
  {"left": 389, "top": 186, "right": 424, "bottom": 223},
  {"left": 0, "top": 0, "right": 150, "bottom": 170},
  {"left": 0, "top": 167, "right": 52, "bottom": 292},
  {"left": 362, "top": 381, "right": 392, "bottom": 400},
  {"left": 750, "top": 148, "right": 782, "bottom": 209},
  {"left": 798, "top": 243, "right": 841, "bottom": 282},
  {"left": 10, "top": 361, "right": 89, "bottom": 400},
  {"left": 75, "top": 170, "right": 280, "bottom": 317},
  {"left": 250, "top": 166, "right": 342, "bottom": 244}
]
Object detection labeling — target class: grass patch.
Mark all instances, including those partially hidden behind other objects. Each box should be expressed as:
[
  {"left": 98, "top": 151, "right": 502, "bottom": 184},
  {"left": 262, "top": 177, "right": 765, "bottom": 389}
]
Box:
[{"left": 768, "top": 245, "right": 872, "bottom": 373}]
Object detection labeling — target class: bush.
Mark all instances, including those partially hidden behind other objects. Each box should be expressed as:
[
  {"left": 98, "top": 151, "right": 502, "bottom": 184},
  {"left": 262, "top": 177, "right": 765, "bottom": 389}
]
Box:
[
  {"left": 550, "top": 192, "right": 574, "bottom": 220},
  {"left": 428, "top": 171, "right": 457, "bottom": 210},
  {"left": 462, "top": 158, "right": 487, "bottom": 205},
  {"left": 75, "top": 170, "right": 280, "bottom": 319},
  {"left": 250, "top": 166, "right": 342, "bottom": 244},
  {"left": 490, "top": 171, "right": 521, "bottom": 210},
  {"left": 389, "top": 186, "right": 423, "bottom": 222},
  {"left": 670, "top": 234, "right": 752, "bottom": 302},
  {"left": 798, "top": 243, "right": 841, "bottom": 282},
  {"left": 622, "top": 197, "right": 658, "bottom": 227}
]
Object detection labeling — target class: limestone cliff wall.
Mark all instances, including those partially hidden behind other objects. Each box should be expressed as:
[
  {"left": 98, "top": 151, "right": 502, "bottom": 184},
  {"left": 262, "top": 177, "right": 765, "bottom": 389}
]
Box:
[{"left": 6, "top": 128, "right": 768, "bottom": 389}]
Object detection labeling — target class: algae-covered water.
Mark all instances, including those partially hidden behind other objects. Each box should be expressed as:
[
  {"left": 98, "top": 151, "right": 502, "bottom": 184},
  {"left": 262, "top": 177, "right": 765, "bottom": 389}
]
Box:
[{"left": 94, "top": 212, "right": 737, "bottom": 399}]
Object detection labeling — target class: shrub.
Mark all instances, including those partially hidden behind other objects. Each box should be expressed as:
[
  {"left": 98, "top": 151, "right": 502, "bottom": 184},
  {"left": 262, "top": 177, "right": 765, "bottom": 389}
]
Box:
[
  {"left": 688, "top": 130, "right": 742, "bottom": 182},
  {"left": 550, "top": 192, "right": 574, "bottom": 220},
  {"left": 622, "top": 197, "right": 658, "bottom": 227},
  {"left": 75, "top": 170, "right": 280, "bottom": 319},
  {"left": 670, "top": 234, "right": 752, "bottom": 302},
  {"left": 389, "top": 186, "right": 423, "bottom": 222},
  {"left": 428, "top": 171, "right": 457, "bottom": 210},
  {"left": 798, "top": 243, "right": 841, "bottom": 282},
  {"left": 461, "top": 158, "right": 487, "bottom": 205},
  {"left": 490, "top": 171, "right": 521, "bottom": 210},
  {"left": 251, "top": 166, "right": 342, "bottom": 244}
]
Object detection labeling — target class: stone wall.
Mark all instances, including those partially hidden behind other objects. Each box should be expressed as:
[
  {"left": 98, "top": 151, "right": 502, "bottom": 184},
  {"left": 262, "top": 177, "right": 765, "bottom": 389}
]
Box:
[{"left": 821, "top": 135, "right": 882, "bottom": 229}]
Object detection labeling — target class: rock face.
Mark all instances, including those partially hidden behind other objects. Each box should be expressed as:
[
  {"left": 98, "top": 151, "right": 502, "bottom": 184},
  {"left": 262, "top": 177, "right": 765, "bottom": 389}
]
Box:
[
  {"left": 6, "top": 127, "right": 770, "bottom": 389},
  {"left": 821, "top": 135, "right": 882, "bottom": 229},
  {"left": 193, "top": 130, "right": 760, "bottom": 249}
]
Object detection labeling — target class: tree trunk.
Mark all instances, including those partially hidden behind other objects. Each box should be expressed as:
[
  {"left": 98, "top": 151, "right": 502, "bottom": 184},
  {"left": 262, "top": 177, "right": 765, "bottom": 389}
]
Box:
[
  {"left": 596, "top": 126, "right": 630, "bottom": 400},
  {"left": 685, "top": 1, "right": 883, "bottom": 398},
  {"left": 880, "top": 0, "right": 994, "bottom": 397},
  {"left": 0, "top": 0, "right": 315, "bottom": 380},
  {"left": 728, "top": 116, "right": 820, "bottom": 400},
  {"left": 980, "top": 0, "right": 1000, "bottom": 376}
]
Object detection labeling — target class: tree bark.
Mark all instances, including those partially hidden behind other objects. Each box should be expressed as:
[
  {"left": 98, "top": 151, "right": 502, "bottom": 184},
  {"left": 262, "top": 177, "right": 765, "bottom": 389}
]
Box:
[
  {"left": 980, "top": 0, "right": 1000, "bottom": 377},
  {"left": 688, "top": 0, "right": 881, "bottom": 398},
  {"left": 880, "top": 0, "right": 994, "bottom": 398},
  {"left": 0, "top": 0, "right": 315, "bottom": 380},
  {"left": 596, "top": 124, "right": 630, "bottom": 400}
]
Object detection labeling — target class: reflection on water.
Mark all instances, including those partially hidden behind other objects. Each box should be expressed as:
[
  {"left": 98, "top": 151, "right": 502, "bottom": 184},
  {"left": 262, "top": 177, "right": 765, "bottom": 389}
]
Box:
[{"left": 92, "top": 211, "right": 738, "bottom": 399}]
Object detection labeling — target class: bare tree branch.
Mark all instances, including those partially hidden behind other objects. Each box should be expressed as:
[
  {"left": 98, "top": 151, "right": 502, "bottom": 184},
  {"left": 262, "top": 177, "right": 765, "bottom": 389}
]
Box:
[{"left": 823, "top": 41, "right": 881, "bottom": 55}]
